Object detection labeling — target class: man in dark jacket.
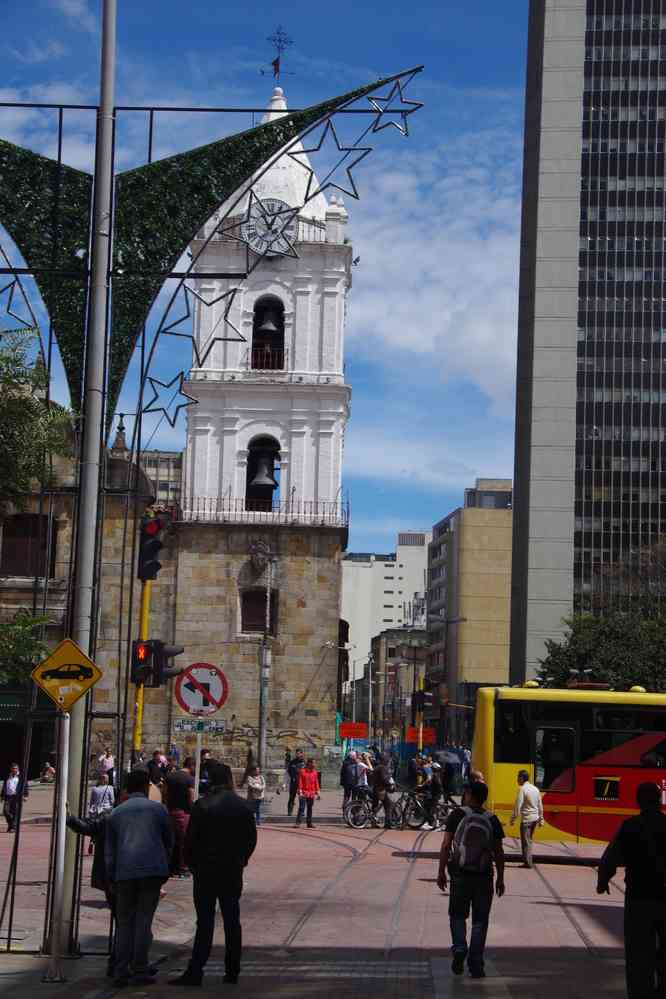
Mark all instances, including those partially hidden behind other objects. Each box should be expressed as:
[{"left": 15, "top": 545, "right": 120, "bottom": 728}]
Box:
[
  {"left": 371, "top": 754, "right": 395, "bottom": 828},
  {"left": 105, "top": 769, "right": 173, "bottom": 987},
  {"left": 1, "top": 764, "right": 29, "bottom": 832},
  {"left": 340, "top": 751, "right": 359, "bottom": 808},
  {"left": 287, "top": 749, "right": 305, "bottom": 816},
  {"left": 169, "top": 763, "right": 257, "bottom": 987},
  {"left": 597, "top": 781, "right": 666, "bottom": 999}
]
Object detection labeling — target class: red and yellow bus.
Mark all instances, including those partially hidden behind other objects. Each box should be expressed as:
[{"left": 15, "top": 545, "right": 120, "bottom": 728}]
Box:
[{"left": 472, "top": 685, "right": 666, "bottom": 844}]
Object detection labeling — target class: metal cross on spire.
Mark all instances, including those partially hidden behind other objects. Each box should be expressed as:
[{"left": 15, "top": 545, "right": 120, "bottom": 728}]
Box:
[{"left": 263, "top": 24, "right": 293, "bottom": 81}]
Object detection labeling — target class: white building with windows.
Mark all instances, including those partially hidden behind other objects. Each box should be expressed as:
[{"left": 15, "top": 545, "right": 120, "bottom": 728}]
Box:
[{"left": 341, "top": 531, "right": 432, "bottom": 677}]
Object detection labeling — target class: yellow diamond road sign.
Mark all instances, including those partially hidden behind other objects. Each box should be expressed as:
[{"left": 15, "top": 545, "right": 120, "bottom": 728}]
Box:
[{"left": 31, "top": 638, "right": 102, "bottom": 711}]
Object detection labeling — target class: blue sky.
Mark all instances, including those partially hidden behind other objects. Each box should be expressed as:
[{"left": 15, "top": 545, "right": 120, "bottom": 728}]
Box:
[{"left": 1, "top": 0, "right": 529, "bottom": 551}]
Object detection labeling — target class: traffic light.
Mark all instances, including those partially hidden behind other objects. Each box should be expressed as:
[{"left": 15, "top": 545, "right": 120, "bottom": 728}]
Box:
[
  {"left": 131, "top": 639, "right": 154, "bottom": 684},
  {"left": 413, "top": 691, "right": 435, "bottom": 711},
  {"left": 149, "top": 641, "right": 185, "bottom": 687},
  {"left": 137, "top": 515, "right": 164, "bottom": 581}
]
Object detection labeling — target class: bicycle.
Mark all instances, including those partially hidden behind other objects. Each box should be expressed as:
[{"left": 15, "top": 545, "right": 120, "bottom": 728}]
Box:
[
  {"left": 343, "top": 785, "right": 374, "bottom": 829},
  {"left": 390, "top": 788, "right": 453, "bottom": 830}
]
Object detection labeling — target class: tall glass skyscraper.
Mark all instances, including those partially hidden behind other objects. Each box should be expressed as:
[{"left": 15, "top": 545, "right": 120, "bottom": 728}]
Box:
[{"left": 511, "top": 0, "right": 666, "bottom": 680}]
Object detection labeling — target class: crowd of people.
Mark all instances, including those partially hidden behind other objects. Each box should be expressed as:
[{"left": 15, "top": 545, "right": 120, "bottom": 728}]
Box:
[{"left": 5, "top": 742, "right": 666, "bottom": 994}]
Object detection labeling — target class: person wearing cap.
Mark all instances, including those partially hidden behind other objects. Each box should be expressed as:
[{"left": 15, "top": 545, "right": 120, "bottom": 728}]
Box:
[{"left": 169, "top": 762, "right": 256, "bottom": 988}]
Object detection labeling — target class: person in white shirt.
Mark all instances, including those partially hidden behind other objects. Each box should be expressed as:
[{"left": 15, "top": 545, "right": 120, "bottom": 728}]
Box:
[
  {"left": 510, "top": 769, "right": 544, "bottom": 868},
  {"left": 98, "top": 748, "right": 115, "bottom": 787}
]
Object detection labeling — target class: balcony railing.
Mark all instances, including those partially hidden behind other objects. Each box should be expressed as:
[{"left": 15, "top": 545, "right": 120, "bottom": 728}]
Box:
[
  {"left": 245, "top": 347, "right": 286, "bottom": 371},
  {"left": 178, "top": 496, "right": 349, "bottom": 527}
]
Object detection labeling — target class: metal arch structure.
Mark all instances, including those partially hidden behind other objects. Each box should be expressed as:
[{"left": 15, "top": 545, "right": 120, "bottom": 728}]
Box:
[
  {"left": 0, "top": 65, "right": 424, "bottom": 956},
  {"left": 0, "top": 66, "right": 423, "bottom": 425}
]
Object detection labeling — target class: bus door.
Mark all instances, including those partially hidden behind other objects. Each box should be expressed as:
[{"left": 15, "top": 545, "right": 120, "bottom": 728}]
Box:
[{"left": 533, "top": 725, "right": 579, "bottom": 841}]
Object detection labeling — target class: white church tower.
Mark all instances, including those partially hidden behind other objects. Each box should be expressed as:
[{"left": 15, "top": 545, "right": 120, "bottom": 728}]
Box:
[{"left": 183, "top": 88, "right": 351, "bottom": 518}]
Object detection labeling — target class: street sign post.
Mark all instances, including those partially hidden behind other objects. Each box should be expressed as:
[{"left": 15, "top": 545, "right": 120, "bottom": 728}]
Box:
[
  {"left": 175, "top": 663, "right": 228, "bottom": 797},
  {"left": 32, "top": 639, "right": 102, "bottom": 981},
  {"left": 31, "top": 638, "right": 102, "bottom": 711}
]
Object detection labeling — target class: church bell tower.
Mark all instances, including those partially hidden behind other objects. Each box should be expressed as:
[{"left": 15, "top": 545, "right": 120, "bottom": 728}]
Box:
[
  {"left": 182, "top": 87, "right": 351, "bottom": 519},
  {"left": 174, "top": 88, "right": 352, "bottom": 770}
]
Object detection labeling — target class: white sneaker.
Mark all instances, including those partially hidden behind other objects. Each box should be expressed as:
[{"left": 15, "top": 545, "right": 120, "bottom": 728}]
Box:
[{"left": 422, "top": 823, "right": 434, "bottom": 830}]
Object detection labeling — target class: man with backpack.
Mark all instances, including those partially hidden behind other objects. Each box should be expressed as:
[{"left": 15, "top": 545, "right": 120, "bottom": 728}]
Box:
[
  {"left": 597, "top": 781, "right": 666, "bottom": 999},
  {"left": 437, "top": 780, "right": 505, "bottom": 979}
]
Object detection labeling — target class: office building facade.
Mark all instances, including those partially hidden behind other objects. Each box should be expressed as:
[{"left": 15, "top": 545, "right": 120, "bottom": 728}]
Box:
[{"left": 512, "top": 0, "right": 666, "bottom": 679}]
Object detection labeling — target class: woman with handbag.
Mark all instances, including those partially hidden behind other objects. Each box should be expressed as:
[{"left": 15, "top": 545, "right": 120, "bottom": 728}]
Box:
[{"left": 87, "top": 773, "right": 115, "bottom": 853}]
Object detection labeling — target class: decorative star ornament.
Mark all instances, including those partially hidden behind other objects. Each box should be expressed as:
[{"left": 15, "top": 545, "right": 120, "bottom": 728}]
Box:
[
  {"left": 368, "top": 77, "right": 423, "bottom": 136},
  {"left": 142, "top": 371, "right": 198, "bottom": 427},
  {"left": 0, "top": 277, "right": 39, "bottom": 334},
  {"left": 162, "top": 284, "right": 246, "bottom": 368},
  {"left": 288, "top": 120, "right": 372, "bottom": 204}
]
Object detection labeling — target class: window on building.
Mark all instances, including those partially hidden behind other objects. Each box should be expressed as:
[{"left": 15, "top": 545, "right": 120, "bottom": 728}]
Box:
[
  {"left": 245, "top": 435, "right": 280, "bottom": 512},
  {"left": 0, "top": 514, "right": 57, "bottom": 578},
  {"left": 384, "top": 590, "right": 394, "bottom": 594},
  {"left": 251, "top": 296, "right": 285, "bottom": 370},
  {"left": 383, "top": 604, "right": 394, "bottom": 609},
  {"left": 240, "top": 587, "right": 278, "bottom": 635},
  {"left": 387, "top": 646, "right": 396, "bottom": 657}
]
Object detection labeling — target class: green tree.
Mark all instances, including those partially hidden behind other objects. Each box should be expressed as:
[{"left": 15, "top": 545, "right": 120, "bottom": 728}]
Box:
[
  {"left": 0, "top": 329, "right": 72, "bottom": 509},
  {"left": 537, "top": 605, "right": 666, "bottom": 692},
  {"left": 0, "top": 611, "right": 49, "bottom": 685}
]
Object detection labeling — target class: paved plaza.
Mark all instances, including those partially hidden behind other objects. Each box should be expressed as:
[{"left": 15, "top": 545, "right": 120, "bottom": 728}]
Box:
[{"left": 0, "top": 786, "right": 628, "bottom": 999}]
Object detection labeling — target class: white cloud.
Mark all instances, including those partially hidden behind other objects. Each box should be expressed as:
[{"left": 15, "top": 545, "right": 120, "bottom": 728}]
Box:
[
  {"left": 347, "top": 123, "right": 523, "bottom": 411},
  {"left": 49, "top": 0, "right": 96, "bottom": 34},
  {"left": 7, "top": 40, "right": 67, "bottom": 64},
  {"left": 344, "top": 422, "right": 514, "bottom": 492}
]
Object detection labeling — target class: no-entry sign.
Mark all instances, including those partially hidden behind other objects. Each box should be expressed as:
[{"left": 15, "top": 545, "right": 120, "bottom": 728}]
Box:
[{"left": 175, "top": 663, "right": 228, "bottom": 716}]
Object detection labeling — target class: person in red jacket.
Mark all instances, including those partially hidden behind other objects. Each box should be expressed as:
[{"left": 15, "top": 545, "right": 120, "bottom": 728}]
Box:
[{"left": 295, "top": 758, "right": 320, "bottom": 828}]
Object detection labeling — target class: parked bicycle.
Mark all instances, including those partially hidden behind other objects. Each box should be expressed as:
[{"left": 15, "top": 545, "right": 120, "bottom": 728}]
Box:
[{"left": 344, "top": 785, "right": 451, "bottom": 830}]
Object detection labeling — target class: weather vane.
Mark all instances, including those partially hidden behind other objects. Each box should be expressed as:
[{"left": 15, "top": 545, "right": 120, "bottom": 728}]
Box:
[{"left": 261, "top": 25, "right": 294, "bottom": 81}]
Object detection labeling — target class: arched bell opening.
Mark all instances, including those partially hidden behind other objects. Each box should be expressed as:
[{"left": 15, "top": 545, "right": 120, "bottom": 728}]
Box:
[
  {"left": 245, "top": 434, "right": 281, "bottom": 512},
  {"left": 251, "top": 296, "right": 285, "bottom": 370}
]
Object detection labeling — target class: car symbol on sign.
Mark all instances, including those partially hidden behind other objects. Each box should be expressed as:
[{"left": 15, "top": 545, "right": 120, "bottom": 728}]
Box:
[{"left": 41, "top": 663, "right": 94, "bottom": 682}]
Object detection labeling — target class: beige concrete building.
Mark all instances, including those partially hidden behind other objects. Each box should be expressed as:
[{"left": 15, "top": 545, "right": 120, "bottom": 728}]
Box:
[{"left": 426, "top": 479, "right": 513, "bottom": 742}]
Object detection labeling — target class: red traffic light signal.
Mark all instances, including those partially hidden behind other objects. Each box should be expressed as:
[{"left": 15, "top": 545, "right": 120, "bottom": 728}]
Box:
[
  {"left": 138, "top": 515, "right": 164, "bottom": 581},
  {"left": 131, "top": 639, "right": 154, "bottom": 683}
]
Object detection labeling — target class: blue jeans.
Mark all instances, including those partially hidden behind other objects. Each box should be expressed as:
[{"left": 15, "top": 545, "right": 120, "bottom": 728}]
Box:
[
  {"left": 449, "top": 875, "right": 494, "bottom": 971},
  {"left": 250, "top": 799, "right": 262, "bottom": 826}
]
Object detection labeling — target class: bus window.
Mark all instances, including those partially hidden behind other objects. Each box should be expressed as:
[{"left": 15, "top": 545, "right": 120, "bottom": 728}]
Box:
[
  {"left": 494, "top": 701, "right": 530, "bottom": 762},
  {"left": 535, "top": 727, "right": 575, "bottom": 792}
]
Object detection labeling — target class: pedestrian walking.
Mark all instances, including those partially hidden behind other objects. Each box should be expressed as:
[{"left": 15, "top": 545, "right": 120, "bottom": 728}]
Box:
[
  {"left": 164, "top": 757, "right": 196, "bottom": 877},
  {"left": 245, "top": 765, "right": 266, "bottom": 826},
  {"left": 147, "top": 749, "right": 166, "bottom": 788},
  {"left": 98, "top": 747, "right": 115, "bottom": 787},
  {"left": 169, "top": 762, "right": 257, "bottom": 987},
  {"left": 287, "top": 748, "right": 305, "bottom": 816},
  {"left": 67, "top": 806, "right": 117, "bottom": 976},
  {"left": 1, "top": 764, "right": 28, "bottom": 833},
  {"left": 371, "top": 753, "right": 396, "bottom": 829},
  {"left": 597, "top": 781, "right": 666, "bottom": 999},
  {"left": 422, "top": 761, "right": 444, "bottom": 830},
  {"left": 510, "top": 769, "right": 543, "bottom": 868},
  {"left": 437, "top": 780, "right": 506, "bottom": 979},
  {"left": 88, "top": 773, "right": 115, "bottom": 855},
  {"left": 105, "top": 769, "right": 173, "bottom": 987},
  {"left": 339, "top": 750, "right": 359, "bottom": 807},
  {"left": 295, "top": 758, "right": 320, "bottom": 828}
]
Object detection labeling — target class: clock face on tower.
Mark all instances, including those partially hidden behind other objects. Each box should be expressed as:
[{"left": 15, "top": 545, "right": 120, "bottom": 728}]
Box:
[{"left": 240, "top": 197, "right": 298, "bottom": 257}]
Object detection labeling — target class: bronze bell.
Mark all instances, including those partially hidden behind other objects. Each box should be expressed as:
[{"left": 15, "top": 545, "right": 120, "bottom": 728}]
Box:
[
  {"left": 257, "top": 309, "right": 280, "bottom": 336},
  {"left": 250, "top": 453, "right": 278, "bottom": 489}
]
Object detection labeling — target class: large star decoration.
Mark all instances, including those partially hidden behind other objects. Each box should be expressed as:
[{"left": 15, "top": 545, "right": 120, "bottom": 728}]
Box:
[
  {"left": 288, "top": 120, "right": 372, "bottom": 204},
  {"left": 368, "top": 77, "right": 423, "bottom": 136},
  {"left": 162, "top": 283, "right": 246, "bottom": 367},
  {"left": 142, "top": 371, "right": 198, "bottom": 427}
]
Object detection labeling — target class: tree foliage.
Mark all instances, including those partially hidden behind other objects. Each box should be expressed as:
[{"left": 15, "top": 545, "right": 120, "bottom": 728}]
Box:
[
  {"left": 0, "top": 330, "right": 72, "bottom": 509},
  {"left": 0, "top": 611, "right": 49, "bottom": 685},
  {"left": 537, "top": 603, "right": 666, "bottom": 692}
]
